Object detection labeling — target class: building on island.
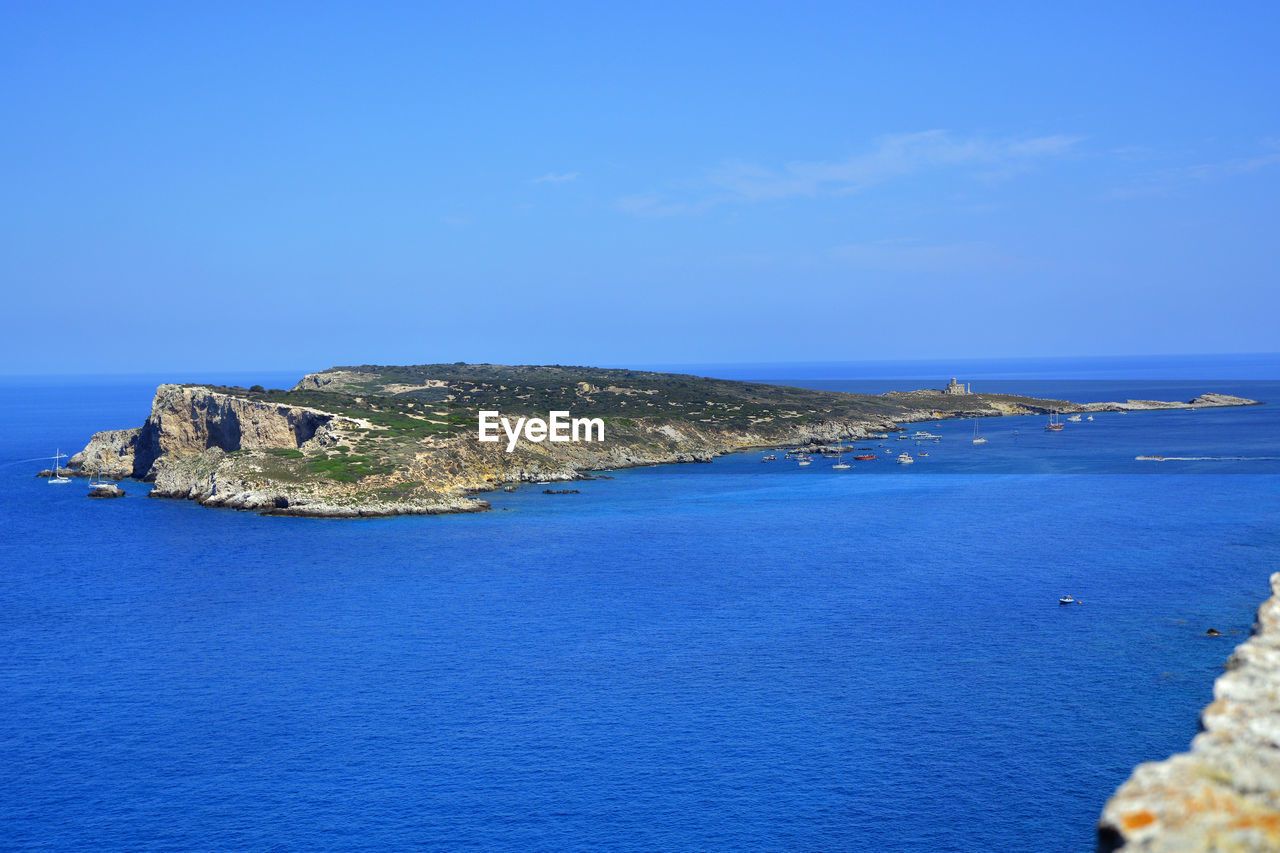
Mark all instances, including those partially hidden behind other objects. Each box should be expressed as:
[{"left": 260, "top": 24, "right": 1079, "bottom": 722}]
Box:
[{"left": 943, "top": 377, "right": 971, "bottom": 395}]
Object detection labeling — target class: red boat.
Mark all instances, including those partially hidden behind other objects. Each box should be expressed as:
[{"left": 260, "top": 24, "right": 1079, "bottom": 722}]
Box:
[{"left": 853, "top": 454, "right": 877, "bottom": 460}]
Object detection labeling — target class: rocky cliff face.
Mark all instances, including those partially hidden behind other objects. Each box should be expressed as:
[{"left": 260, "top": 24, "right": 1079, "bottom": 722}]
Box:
[
  {"left": 70, "top": 383, "right": 349, "bottom": 489},
  {"left": 1099, "top": 572, "right": 1280, "bottom": 852}
]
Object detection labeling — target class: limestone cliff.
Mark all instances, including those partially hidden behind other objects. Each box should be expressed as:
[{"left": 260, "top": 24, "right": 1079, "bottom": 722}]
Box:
[
  {"left": 71, "top": 384, "right": 344, "bottom": 480},
  {"left": 1099, "top": 573, "right": 1280, "bottom": 852}
]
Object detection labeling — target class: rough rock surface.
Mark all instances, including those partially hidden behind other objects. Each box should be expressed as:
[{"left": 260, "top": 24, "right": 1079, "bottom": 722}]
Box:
[
  {"left": 68, "top": 384, "right": 343, "bottom": 481},
  {"left": 1081, "top": 394, "right": 1261, "bottom": 413},
  {"left": 87, "top": 484, "right": 125, "bottom": 498},
  {"left": 1099, "top": 572, "right": 1280, "bottom": 852}
]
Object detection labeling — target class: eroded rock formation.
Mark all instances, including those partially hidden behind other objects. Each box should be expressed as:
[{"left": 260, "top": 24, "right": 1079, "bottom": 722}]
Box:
[{"left": 1099, "top": 573, "right": 1280, "bottom": 852}]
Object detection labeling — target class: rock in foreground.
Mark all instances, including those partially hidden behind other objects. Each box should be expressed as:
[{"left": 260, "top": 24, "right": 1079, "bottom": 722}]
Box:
[
  {"left": 1099, "top": 572, "right": 1280, "bottom": 852},
  {"left": 88, "top": 484, "right": 126, "bottom": 498}
]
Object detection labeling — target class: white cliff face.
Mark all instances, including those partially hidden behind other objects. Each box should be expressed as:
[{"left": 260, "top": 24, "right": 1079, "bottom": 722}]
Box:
[
  {"left": 142, "top": 384, "right": 336, "bottom": 464},
  {"left": 70, "top": 385, "right": 342, "bottom": 479},
  {"left": 1099, "top": 573, "right": 1280, "bottom": 852},
  {"left": 68, "top": 428, "right": 142, "bottom": 480}
]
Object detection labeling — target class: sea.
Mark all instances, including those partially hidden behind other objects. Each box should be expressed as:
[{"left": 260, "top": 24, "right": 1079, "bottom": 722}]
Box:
[{"left": 2, "top": 355, "right": 1279, "bottom": 851}]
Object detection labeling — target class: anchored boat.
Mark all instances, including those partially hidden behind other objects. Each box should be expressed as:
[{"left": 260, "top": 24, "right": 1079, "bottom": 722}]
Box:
[{"left": 48, "top": 450, "right": 70, "bottom": 484}]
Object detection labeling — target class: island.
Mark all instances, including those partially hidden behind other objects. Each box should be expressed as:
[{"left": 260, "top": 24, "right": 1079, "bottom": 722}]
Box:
[{"left": 63, "top": 363, "right": 1260, "bottom": 517}]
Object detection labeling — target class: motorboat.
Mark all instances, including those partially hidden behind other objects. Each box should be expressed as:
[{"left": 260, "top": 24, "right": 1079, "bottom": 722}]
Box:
[
  {"left": 897, "top": 452, "right": 914, "bottom": 465},
  {"left": 1059, "top": 595, "right": 1078, "bottom": 605}
]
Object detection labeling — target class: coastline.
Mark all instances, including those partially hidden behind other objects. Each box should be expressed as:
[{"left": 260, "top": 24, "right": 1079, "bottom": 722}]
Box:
[
  {"left": 56, "top": 369, "right": 1262, "bottom": 518},
  {"left": 1099, "top": 573, "right": 1280, "bottom": 852},
  {"left": 60, "top": 379, "right": 1259, "bottom": 517}
]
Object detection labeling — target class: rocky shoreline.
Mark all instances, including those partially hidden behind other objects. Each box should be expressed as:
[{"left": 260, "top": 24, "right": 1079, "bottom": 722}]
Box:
[
  {"left": 61, "top": 367, "right": 1261, "bottom": 518},
  {"left": 1099, "top": 573, "right": 1280, "bottom": 852}
]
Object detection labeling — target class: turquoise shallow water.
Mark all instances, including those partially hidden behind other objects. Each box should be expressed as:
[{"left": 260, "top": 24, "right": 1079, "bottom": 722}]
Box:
[{"left": 1, "top": 368, "right": 1279, "bottom": 851}]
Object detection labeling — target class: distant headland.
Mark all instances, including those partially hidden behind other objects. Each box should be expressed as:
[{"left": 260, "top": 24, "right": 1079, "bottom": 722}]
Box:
[{"left": 58, "top": 363, "right": 1260, "bottom": 517}]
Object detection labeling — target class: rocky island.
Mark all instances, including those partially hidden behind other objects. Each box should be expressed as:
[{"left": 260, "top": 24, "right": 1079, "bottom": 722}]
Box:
[{"left": 65, "top": 363, "right": 1259, "bottom": 517}]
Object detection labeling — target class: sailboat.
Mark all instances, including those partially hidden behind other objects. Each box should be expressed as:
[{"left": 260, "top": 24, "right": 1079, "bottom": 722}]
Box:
[
  {"left": 1045, "top": 410, "right": 1064, "bottom": 432},
  {"left": 832, "top": 451, "right": 850, "bottom": 470},
  {"left": 49, "top": 450, "right": 71, "bottom": 484},
  {"left": 971, "top": 417, "right": 987, "bottom": 444},
  {"left": 88, "top": 461, "right": 109, "bottom": 489}
]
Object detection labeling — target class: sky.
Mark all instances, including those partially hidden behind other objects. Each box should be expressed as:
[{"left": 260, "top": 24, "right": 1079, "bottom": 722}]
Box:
[{"left": 2, "top": 1, "right": 1278, "bottom": 374}]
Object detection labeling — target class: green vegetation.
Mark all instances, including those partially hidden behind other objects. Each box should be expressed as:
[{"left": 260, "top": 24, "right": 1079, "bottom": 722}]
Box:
[{"left": 308, "top": 453, "right": 397, "bottom": 483}]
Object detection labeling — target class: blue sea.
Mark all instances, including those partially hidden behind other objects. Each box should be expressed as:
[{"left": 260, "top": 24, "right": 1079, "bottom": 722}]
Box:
[{"left": 2, "top": 358, "right": 1279, "bottom": 851}]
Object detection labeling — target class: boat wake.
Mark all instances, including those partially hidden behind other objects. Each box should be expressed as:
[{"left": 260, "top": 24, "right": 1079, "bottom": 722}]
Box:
[{"left": 1135, "top": 456, "right": 1280, "bottom": 462}]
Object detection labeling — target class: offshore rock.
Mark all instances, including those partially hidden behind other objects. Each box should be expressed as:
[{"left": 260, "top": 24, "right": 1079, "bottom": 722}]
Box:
[
  {"left": 1080, "top": 394, "right": 1261, "bottom": 414},
  {"left": 88, "top": 484, "right": 125, "bottom": 498},
  {"left": 1098, "top": 572, "right": 1280, "bottom": 852}
]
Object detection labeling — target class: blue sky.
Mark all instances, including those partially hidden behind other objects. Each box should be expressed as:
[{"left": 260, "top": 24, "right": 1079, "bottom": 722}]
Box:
[{"left": 2, "top": 1, "right": 1278, "bottom": 374}]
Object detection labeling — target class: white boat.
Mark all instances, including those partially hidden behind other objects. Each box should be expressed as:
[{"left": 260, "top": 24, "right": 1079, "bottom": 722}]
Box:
[
  {"left": 1067, "top": 414, "right": 1082, "bottom": 422},
  {"left": 797, "top": 458, "right": 811, "bottom": 467},
  {"left": 48, "top": 450, "right": 70, "bottom": 484},
  {"left": 833, "top": 463, "right": 850, "bottom": 470},
  {"left": 971, "top": 418, "right": 987, "bottom": 445},
  {"left": 1059, "top": 595, "right": 1078, "bottom": 606},
  {"left": 912, "top": 431, "right": 941, "bottom": 441},
  {"left": 897, "top": 452, "right": 914, "bottom": 465},
  {"left": 1086, "top": 415, "right": 1094, "bottom": 421},
  {"left": 88, "top": 460, "right": 111, "bottom": 489}
]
